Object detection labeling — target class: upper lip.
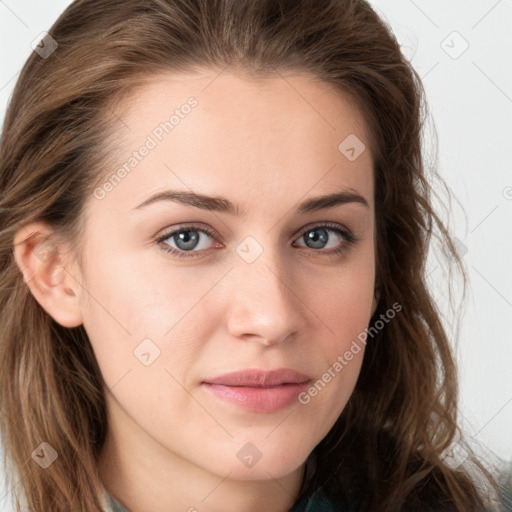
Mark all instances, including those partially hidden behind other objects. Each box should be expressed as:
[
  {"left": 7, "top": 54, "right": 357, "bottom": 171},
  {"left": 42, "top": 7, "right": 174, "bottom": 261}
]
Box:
[{"left": 203, "top": 368, "right": 310, "bottom": 387}]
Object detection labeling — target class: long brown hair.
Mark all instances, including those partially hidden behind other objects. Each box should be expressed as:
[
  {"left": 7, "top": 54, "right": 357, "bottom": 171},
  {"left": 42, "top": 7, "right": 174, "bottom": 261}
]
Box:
[{"left": 0, "top": 0, "right": 502, "bottom": 510}]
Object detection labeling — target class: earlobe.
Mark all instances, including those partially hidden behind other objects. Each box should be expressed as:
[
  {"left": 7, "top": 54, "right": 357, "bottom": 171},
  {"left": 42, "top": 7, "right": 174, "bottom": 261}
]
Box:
[{"left": 13, "top": 223, "right": 84, "bottom": 328}]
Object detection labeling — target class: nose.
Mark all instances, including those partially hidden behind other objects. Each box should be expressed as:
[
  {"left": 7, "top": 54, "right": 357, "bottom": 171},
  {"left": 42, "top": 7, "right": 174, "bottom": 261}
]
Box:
[{"left": 226, "top": 245, "right": 308, "bottom": 346}]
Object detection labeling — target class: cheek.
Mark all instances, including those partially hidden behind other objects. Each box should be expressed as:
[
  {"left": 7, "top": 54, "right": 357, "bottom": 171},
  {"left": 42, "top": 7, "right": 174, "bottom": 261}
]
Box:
[
  {"left": 78, "top": 251, "right": 218, "bottom": 384},
  {"left": 309, "top": 258, "right": 375, "bottom": 345},
  {"left": 296, "top": 255, "right": 374, "bottom": 412}
]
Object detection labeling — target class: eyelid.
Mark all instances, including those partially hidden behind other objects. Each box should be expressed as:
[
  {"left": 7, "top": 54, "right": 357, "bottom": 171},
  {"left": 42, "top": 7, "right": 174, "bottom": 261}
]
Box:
[
  {"left": 156, "top": 222, "right": 218, "bottom": 239},
  {"left": 290, "top": 220, "right": 354, "bottom": 241}
]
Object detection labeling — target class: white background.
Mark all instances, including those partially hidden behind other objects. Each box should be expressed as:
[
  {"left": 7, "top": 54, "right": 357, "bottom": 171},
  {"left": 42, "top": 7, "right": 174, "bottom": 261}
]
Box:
[{"left": 1, "top": 1, "right": 511, "bottom": 510}]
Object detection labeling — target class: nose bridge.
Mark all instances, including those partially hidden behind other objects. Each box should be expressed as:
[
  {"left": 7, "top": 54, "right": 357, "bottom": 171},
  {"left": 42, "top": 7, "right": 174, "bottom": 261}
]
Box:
[{"left": 227, "top": 237, "right": 306, "bottom": 343}]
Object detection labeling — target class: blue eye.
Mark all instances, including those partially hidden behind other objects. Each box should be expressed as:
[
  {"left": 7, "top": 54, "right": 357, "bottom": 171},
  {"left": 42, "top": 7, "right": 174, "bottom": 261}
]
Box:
[
  {"left": 156, "top": 223, "right": 357, "bottom": 260},
  {"left": 296, "top": 225, "right": 356, "bottom": 251},
  {"left": 156, "top": 224, "right": 219, "bottom": 259}
]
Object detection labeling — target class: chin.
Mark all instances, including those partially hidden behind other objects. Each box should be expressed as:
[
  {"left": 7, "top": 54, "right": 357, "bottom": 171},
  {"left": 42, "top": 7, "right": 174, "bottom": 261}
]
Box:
[{"left": 206, "top": 445, "right": 310, "bottom": 482}]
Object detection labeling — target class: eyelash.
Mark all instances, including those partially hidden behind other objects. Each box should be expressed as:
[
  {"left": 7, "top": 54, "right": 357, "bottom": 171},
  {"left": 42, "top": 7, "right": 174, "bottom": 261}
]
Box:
[{"left": 155, "top": 222, "right": 358, "bottom": 260}]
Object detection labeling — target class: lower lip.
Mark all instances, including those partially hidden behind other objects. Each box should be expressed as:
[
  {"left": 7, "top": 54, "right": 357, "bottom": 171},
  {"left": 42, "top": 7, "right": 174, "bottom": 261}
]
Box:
[{"left": 201, "top": 382, "right": 310, "bottom": 413}]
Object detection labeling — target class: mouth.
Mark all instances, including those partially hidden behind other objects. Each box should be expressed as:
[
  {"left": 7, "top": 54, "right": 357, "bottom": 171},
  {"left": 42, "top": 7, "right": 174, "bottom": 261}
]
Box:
[{"left": 201, "top": 368, "right": 311, "bottom": 413}]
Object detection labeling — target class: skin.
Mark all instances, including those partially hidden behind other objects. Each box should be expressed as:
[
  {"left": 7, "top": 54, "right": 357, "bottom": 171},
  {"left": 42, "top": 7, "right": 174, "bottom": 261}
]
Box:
[{"left": 14, "top": 70, "right": 377, "bottom": 512}]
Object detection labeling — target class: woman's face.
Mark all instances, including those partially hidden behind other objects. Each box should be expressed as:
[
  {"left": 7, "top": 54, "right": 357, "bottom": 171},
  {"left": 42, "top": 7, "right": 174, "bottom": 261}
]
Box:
[{"left": 73, "top": 70, "right": 376, "bottom": 481}]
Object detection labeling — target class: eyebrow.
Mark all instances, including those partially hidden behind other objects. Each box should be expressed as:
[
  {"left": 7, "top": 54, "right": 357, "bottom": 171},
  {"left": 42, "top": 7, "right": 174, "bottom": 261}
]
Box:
[{"left": 132, "top": 189, "right": 369, "bottom": 215}]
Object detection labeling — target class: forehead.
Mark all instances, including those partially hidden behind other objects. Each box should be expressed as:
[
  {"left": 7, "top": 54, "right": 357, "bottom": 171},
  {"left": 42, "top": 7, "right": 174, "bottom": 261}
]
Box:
[
  {"left": 116, "top": 69, "right": 372, "bottom": 152},
  {"left": 94, "top": 69, "right": 374, "bottom": 215}
]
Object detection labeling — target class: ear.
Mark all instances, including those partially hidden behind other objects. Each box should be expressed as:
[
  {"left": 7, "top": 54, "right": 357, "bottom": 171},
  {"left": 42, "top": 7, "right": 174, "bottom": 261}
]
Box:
[{"left": 13, "top": 223, "right": 84, "bottom": 328}]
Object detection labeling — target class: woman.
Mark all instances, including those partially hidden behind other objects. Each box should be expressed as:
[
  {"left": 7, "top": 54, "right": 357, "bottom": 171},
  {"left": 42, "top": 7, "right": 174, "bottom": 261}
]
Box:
[{"left": 0, "top": 0, "right": 502, "bottom": 510}]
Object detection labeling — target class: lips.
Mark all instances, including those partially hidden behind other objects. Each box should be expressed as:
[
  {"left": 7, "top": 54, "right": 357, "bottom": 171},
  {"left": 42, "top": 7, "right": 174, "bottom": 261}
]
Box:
[
  {"left": 201, "top": 368, "right": 311, "bottom": 413},
  {"left": 203, "top": 368, "right": 310, "bottom": 387}
]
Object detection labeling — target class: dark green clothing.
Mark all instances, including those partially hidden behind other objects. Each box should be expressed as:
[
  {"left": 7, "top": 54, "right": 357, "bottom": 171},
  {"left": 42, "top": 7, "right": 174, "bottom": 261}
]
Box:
[{"left": 289, "top": 486, "right": 344, "bottom": 511}]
